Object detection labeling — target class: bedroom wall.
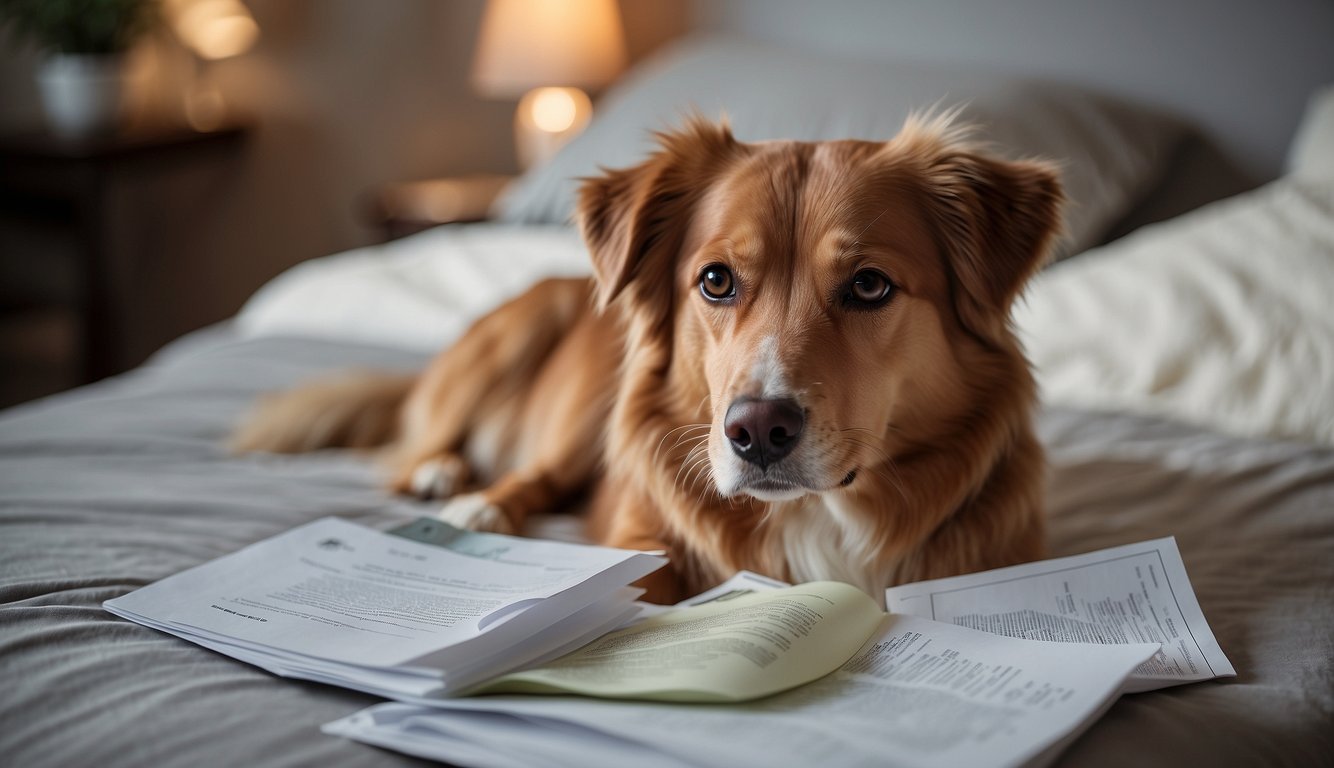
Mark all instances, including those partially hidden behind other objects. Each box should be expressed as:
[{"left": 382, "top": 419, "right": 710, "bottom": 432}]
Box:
[{"left": 695, "top": 0, "right": 1334, "bottom": 224}]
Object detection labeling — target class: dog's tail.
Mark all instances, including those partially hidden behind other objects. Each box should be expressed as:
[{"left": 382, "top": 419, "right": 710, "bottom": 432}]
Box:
[{"left": 229, "top": 371, "right": 416, "bottom": 454}]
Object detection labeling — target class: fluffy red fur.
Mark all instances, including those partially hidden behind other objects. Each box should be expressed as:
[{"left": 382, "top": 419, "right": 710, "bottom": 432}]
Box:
[{"left": 232, "top": 115, "right": 1064, "bottom": 604}]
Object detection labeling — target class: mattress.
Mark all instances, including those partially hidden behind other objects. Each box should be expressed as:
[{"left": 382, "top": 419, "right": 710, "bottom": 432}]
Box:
[{"left": 1, "top": 327, "right": 1331, "bottom": 767}]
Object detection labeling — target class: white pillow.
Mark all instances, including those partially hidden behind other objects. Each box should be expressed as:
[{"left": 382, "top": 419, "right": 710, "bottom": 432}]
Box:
[
  {"left": 236, "top": 224, "right": 589, "bottom": 352},
  {"left": 1017, "top": 177, "right": 1334, "bottom": 446},
  {"left": 496, "top": 36, "right": 1185, "bottom": 257}
]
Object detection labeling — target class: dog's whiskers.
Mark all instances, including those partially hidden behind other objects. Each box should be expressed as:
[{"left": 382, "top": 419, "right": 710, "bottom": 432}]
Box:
[
  {"left": 654, "top": 423, "right": 710, "bottom": 467},
  {"left": 674, "top": 439, "right": 713, "bottom": 492},
  {"left": 672, "top": 444, "right": 702, "bottom": 490},
  {"left": 656, "top": 423, "right": 710, "bottom": 450},
  {"left": 681, "top": 451, "right": 715, "bottom": 499}
]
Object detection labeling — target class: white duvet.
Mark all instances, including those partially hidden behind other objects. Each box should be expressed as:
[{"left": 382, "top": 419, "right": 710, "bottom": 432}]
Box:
[{"left": 238, "top": 178, "right": 1334, "bottom": 447}]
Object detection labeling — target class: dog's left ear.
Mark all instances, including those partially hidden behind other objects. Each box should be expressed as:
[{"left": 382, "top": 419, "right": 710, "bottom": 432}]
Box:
[
  {"left": 577, "top": 119, "right": 741, "bottom": 318},
  {"left": 924, "top": 151, "right": 1064, "bottom": 340}
]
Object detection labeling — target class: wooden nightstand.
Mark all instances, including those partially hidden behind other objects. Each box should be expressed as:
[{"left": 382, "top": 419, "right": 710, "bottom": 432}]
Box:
[
  {"left": 366, "top": 174, "right": 514, "bottom": 242},
  {"left": 0, "top": 120, "right": 250, "bottom": 387}
]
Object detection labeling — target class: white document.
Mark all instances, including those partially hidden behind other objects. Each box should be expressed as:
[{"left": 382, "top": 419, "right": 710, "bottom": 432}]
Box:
[
  {"left": 175, "top": 586, "right": 645, "bottom": 698},
  {"left": 676, "top": 570, "right": 789, "bottom": 606},
  {"left": 104, "top": 517, "right": 664, "bottom": 694},
  {"left": 885, "top": 537, "right": 1234, "bottom": 691},
  {"left": 621, "top": 570, "right": 791, "bottom": 626},
  {"left": 325, "top": 614, "right": 1159, "bottom": 768}
]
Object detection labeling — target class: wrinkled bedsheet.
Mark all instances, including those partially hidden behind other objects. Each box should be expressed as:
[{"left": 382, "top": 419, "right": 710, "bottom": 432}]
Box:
[{"left": 2, "top": 330, "right": 1331, "bottom": 767}]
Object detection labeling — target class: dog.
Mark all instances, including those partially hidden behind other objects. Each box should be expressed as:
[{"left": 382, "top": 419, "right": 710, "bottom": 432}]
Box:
[{"left": 232, "top": 114, "right": 1063, "bottom": 604}]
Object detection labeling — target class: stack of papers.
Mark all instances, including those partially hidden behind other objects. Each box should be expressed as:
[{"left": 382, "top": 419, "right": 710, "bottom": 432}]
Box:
[
  {"left": 320, "top": 538, "right": 1233, "bottom": 768},
  {"left": 103, "top": 517, "right": 665, "bottom": 700},
  {"left": 324, "top": 613, "right": 1160, "bottom": 768},
  {"left": 104, "top": 518, "right": 1235, "bottom": 768}
]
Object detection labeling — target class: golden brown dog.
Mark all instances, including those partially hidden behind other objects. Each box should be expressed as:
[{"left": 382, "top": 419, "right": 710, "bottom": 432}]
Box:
[{"left": 233, "top": 115, "right": 1063, "bottom": 604}]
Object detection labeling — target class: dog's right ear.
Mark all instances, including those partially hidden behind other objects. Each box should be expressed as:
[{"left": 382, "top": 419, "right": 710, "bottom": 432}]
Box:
[{"left": 577, "top": 119, "right": 741, "bottom": 315}]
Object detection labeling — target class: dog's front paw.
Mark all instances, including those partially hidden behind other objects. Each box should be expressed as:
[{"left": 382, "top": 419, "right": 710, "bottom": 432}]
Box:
[
  {"left": 408, "top": 455, "right": 467, "bottom": 500},
  {"left": 437, "top": 493, "right": 516, "bottom": 535}
]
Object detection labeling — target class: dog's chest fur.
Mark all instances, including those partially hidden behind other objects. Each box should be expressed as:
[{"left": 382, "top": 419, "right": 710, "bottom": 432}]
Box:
[{"left": 766, "top": 494, "right": 893, "bottom": 605}]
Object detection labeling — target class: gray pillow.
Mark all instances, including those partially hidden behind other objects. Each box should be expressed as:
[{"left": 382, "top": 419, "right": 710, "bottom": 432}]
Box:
[{"left": 495, "top": 36, "right": 1185, "bottom": 257}]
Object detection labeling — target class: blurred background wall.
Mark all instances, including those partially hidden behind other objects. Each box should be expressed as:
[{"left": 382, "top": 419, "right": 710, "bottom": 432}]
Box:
[
  {"left": 702, "top": 0, "right": 1332, "bottom": 186},
  {"left": 0, "top": 0, "right": 1330, "bottom": 407},
  {"left": 0, "top": 0, "right": 689, "bottom": 405},
  {"left": 701, "top": 0, "right": 1334, "bottom": 238}
]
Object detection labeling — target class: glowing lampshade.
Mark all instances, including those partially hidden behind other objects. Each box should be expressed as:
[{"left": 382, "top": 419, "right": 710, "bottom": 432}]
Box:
[
  {"left": 472, "top": 0, "right": 626, "bottom": 98},
  {"left": 168, "top": 0, "right": 260, "bottom": 61},
  {"left": 472, "top": 0, "right": 626, "bottom": 168}
]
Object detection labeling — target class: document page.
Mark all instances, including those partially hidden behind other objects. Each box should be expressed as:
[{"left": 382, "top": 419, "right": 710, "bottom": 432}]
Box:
[
  {"left": 676, "top": 570, "right": 789, "bottom": 606},
  {"left": 474, "top": 581, "right": 883, "bottom": 702},
  {"left": 325, "top": 614, "right": 1159, "bottom": 768},
  {"left": 623, "top": 570, "right": 792, "bottom": 626},
  {"left": 885, "top": 537, "right": 1234, "bottom": 691},
  {"left": 104, "top": 517, "right": 662, "bottom": 668}
]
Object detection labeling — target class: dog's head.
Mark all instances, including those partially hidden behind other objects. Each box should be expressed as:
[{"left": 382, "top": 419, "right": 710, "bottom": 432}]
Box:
[{"left": 578, "top": 116, "right": 1062, "bottom": 505}]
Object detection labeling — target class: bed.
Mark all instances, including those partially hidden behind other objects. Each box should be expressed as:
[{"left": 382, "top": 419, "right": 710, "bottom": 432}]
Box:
[{"left": 3, "top": 35, "right": 1333, "bottom": 768}]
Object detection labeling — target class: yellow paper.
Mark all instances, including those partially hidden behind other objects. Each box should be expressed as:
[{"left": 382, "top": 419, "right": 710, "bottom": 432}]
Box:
[{"left": 471, "top": 581, "right": 884, "bottom": 703}]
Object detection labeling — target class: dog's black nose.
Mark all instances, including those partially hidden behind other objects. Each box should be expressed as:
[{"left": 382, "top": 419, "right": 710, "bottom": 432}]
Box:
[{"left": 725, "top": 398, "right": 804, "bottom": 468}]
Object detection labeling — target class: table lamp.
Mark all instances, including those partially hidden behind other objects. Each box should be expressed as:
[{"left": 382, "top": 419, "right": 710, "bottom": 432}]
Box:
[
  {"left": 164, "top": 0, "right": 260, "bottom": 129},
  {"left": 472, "top": 0, "right": 626, "bottom": 169}
]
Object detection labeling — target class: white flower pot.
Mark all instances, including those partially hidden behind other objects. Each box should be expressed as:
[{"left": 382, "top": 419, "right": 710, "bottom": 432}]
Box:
[{"left": 36, "top": 54, "right": 126, "bottom": 138}]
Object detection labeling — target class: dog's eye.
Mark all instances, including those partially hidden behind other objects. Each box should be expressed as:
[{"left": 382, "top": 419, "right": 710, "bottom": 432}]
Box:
[
  {"left": 699, "top": 265, "right": 736, "bottom": 301},
  {"left": 846, "top": 270, "right": 895, "bottom": 307}
]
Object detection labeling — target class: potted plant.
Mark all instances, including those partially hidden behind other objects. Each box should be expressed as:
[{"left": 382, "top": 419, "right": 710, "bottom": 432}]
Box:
[{"left": 0, "top": 0, "right": 158, "bottom": 137}]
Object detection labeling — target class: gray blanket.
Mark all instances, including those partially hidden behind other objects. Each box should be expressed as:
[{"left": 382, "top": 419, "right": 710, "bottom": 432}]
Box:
[{"left": 2, "top": 329, "right": 1331, "bottom": 767}]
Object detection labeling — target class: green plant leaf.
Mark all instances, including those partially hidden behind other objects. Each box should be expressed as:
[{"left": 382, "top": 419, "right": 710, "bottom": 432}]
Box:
[{"left": 0, "top": 0, "right": 159, "bottom": 54}]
